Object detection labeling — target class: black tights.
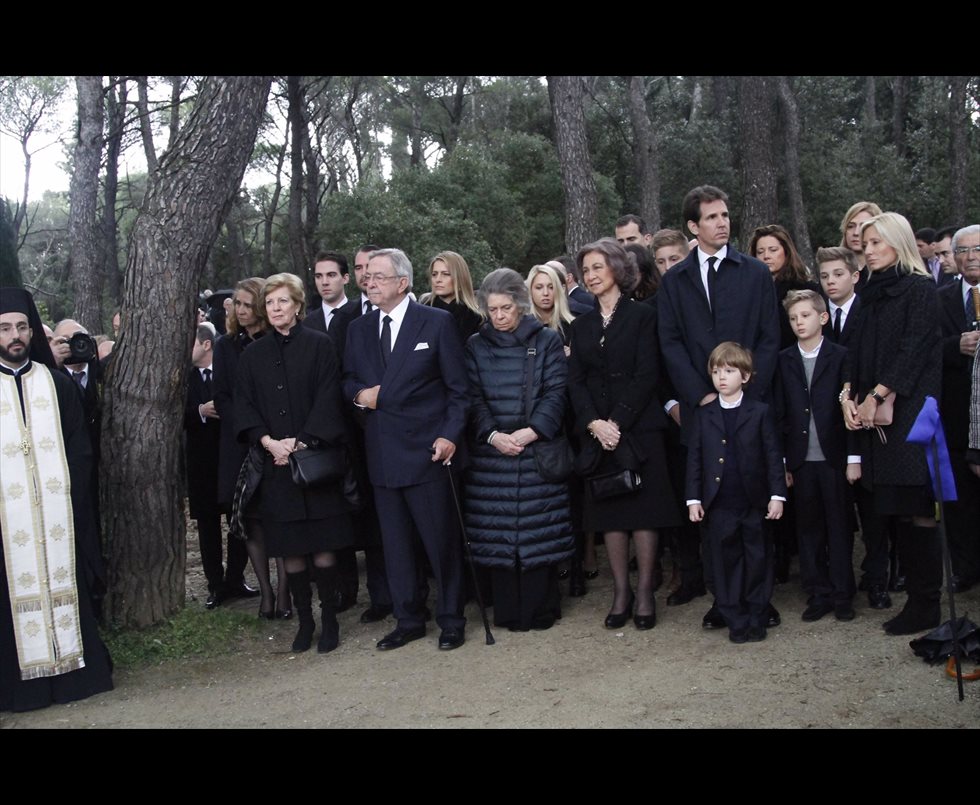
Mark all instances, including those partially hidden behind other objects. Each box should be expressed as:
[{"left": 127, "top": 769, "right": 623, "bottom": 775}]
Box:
[
  {"left": 244, "top": 518, "right": 290, "bottom": 612},
  {"left": 606, "top": 530, "right": 659, "bottom": 616}
]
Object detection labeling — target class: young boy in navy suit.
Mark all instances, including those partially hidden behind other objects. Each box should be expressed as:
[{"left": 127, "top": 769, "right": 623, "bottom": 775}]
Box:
[
  {"left": 817, "top": 247, "right": 861, "bottom": 347},
  {"left": 687, "top": 343, "right": 786, "bottom": 644},
  {"left": 776, "top": 290, "right": 857, "bottom": 622}
]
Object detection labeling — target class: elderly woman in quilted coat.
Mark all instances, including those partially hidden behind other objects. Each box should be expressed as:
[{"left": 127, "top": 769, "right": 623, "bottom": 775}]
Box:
[{"left": 463, "top": 268, "right": 574, "bottom": 632}]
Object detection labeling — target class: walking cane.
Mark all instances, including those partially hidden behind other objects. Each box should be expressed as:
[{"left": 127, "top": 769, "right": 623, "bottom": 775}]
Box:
[{"left": 443, "top": 458, "right": 496, "bottom": 645}]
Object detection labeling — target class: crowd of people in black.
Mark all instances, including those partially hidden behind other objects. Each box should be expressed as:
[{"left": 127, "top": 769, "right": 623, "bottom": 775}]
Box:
[{"left": 4, "top": 183, "right": 979, "bottom": 712}]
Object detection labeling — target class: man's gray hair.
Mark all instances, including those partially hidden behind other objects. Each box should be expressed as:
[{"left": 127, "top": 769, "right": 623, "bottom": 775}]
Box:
[
  {"left": 952, "top": 224, "right": 980, "bottom": 251},
  {"left": 371, "top": 248, "right": 413, "bottom": 291},
  {"left": 477, "top": 268, "right": 531, "bottom": 316}
]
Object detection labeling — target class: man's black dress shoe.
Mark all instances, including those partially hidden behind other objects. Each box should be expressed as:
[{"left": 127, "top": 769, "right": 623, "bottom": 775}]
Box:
[
  {"left": 438, "top": 627, "right": 465, "bottom": 650},
  {"left": 360, "top": 604, "right": 393, "bottom": 624},
  {"left": 746, "top": 625, "right": 767, "bottom": 642},
  {"left": 729, "top": 628, "right": 748, "bottom": 644},
  {"left": 801, "top": 601, "right": 834, "bottom": 622},
  {"left": 834, "top": 602, "right": 856, "bottom": 621},
  {"left": 376, "top": 626, "right": 426, "bottom": 650},
  {"left": 702, "top": 604, "right": 726, "bottom": 630},
  {"left": 867, "top": 585, "right": 892, "bottom": 610},
  {"left": 666, "top": 581, "right": 706, "bottom": 607},
  {"left": 951, "top": 574, "right": 976, "bottom": 594},
  {"left": 766, "top": 604, "right": 781, "bottom": 628},
  {"left": 205, "top": 589, "right": 222, "bottom": 610},
  {"left": 224, "top": 582, "right": 260, "bottom": 600}
]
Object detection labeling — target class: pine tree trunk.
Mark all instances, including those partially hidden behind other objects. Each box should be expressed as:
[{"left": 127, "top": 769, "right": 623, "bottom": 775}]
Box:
[
  {"left": 775, "top": 76, "right": 813, "bottom": 266},
  {"left": 547, "top": 76, "right": 598, "bottom": 255},
  {"left": 737, "top": 76, "right": 777, "bottom": 245},
  {"left": 101, "top": 76, "right": 271, "bottom": 628},
  {"left": 948, "top": 76, "right": 969, "bottom": 224},
  {"left": 69, "top": 76, "right": 105, "bottom": 332},
  {"left": 103, "top": 78, "right": 126, "bottom": 309},
  {"left": 627, "top": 76, "right": 661, "bottom": 232}
]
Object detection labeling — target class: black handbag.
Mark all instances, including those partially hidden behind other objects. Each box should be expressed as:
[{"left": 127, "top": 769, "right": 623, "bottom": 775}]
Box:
[
  {"left": 521, "top": 337, "right": 573, "bottom": 483},
  {"left": 535, "top": 436, "right": 574, "bottom": 483},
  {"left": 588, "top": 468, "right": 642, "bottom": 500},
  {"left": 288, "top": 445, "right": 347, "bottom": 488}
]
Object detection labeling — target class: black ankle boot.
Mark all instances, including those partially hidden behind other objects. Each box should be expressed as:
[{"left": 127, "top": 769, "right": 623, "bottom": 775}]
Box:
[
  {"left": 287, "top": 569, "right": 315, "bottom": 652},
  {"left": 884, "top": 524, "right": 941, "bottom": 636},
  {"left": 314, "top": 565, "right": 340, "bottom": 654}
]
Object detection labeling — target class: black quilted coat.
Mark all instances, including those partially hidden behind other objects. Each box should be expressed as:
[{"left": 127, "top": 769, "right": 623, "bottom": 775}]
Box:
[{"left": 463, "top": 316, "right": 574, "bottom": 570}]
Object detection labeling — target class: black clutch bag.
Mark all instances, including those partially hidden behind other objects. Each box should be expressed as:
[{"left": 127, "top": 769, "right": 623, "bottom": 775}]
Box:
[
  {"left": 288, "top": 446, "right": 347, "bottom": 489},
  {"left": 588, "top": 469, "right": 642, "bottom": 500}
]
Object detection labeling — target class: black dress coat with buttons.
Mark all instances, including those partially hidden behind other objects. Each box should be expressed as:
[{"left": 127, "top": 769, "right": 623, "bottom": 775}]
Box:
[
  {"left": 234, "top": 320, "right": 351, "bottom": 523},
  {"left": 686, "top": 396, "right": 786, "bottom": 511}
]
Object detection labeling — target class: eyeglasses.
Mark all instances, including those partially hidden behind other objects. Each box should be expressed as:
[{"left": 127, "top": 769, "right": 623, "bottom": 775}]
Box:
[
  {"left": 953, "top": 245, "right": 980, "bottom": 256},
  {"left": 363, "top": 274, "right": 400, "bottom": 284}
]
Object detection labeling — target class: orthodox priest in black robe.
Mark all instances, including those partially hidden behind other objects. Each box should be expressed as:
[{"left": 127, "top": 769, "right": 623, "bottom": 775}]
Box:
[{"left": 0, "top": 287, "right": 113, "bottom": 712}]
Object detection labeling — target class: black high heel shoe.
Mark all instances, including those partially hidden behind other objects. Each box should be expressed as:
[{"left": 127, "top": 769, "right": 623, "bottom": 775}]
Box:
[
  {"left": 604, "top": 594, "right": 635, "bottom": 629},
  {"left": 633, "top": 601, "right": 657, "bottom": 630},
  {"left": 258, "top": 596, "right": 275, "bottom": 619}
]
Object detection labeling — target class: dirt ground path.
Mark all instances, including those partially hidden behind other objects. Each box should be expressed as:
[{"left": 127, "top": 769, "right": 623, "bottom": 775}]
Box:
[{"left": 4, "top": 542, "right": 978, "bottom": 728}]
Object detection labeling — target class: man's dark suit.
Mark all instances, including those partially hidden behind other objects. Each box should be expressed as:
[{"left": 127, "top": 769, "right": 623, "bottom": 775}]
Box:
[
  {"left": 184, "top": 365, "right": 246, "bottom": 593},
  {"left": 567, "top": 284, "right": 595, "bottom": 317},
  {"left": 775, "top": 342, "right": 854, "bottom": 604},
  {"left": 821, "top": 292, "right": 890, "bottom": 588},
  {"left": 308, "top": 297, "right": 391, "bottom": 613},
  {"left": 686, "top": 396, "right": 786, "bottom": 631},
  {"left": 657, "top": 247, "right": 780, "bottom": 439},
  {"left": 342, "top": 301, "right": 469, "bottom": 631},
  {"left": 822, "top": 295, "right": 862, "bottom": 349},
  {"left": 305, "top": 298, "right": 358, "bottom": 337},
  {"left": 938, "top": 279, "right": 980, "bottom": 585}
]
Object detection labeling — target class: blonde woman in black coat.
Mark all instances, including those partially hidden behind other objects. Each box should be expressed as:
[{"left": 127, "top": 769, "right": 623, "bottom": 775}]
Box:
[
  {"left": 841, "top": 212, "right": 942, "bottom": 636},
  {"left": 236, "top": 273, "right": 355, "bottom": 653}
]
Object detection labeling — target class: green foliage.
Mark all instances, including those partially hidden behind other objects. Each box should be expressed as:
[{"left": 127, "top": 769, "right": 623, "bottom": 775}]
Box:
[
  {"left": 316, "top": 130, "right": 580, "bottom": 287},
  {"left": 0, "top": 198, "right": 22, "bottom": 287},
  {"left": 103, "top": 606, "right": 262, "bottom": 669}
]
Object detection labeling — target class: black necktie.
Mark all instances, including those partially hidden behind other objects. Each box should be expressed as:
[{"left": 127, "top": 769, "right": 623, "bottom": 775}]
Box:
[
  {"left": 706, "top": 256, "right": 717, "bottom": 311},
  {"left": 364, "top": 300, "right": 373, "bottom": 315},
  {"left": 202, "top": 367, "right": 212, "bottom": 397},
  {"left": 966, "top": 287, "right": 978, "bottom": 326},
  {"left": 380, "top": 315, "right": 392, "bottom": 367},
  {"left": 326, "top": 308, "right": 335, "bottom": 330},
  {"left": 833, "top": 307, "right": 842, "bottom": 339},
  {"left": 72, "top": 370, "right": 85, "bottom": 389}
]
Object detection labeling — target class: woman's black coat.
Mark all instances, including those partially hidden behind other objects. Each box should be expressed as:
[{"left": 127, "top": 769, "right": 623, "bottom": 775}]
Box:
[
  {"left": 212, "top": 329, "right": 263, "bottom": 508},
  {"left": 235, "top": 320, "right": 351, "bottom": 522},
  {"left": 463, "top": 316, "right": 574, "bottom": 570},
  {"left": 568, "top": 299, "right": 667, "bottom": 472},
  {"left": 846, "top": 270, "right": 942, "bottom": 489}
]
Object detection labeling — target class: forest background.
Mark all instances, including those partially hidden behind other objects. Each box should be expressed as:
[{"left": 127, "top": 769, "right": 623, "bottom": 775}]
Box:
[{"left": 0, "top": 75, "right": 977, "bottom": 629}]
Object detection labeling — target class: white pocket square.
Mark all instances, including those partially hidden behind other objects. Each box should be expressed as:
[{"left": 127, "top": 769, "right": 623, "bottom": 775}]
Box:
[{"left": 414, "top": 342, "right": 429, "bottom": 351}]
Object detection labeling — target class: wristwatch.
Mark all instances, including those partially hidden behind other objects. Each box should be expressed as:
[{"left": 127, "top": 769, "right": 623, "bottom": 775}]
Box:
[{"left": 869, "top": 388, "right": 886, "bottom": 404}]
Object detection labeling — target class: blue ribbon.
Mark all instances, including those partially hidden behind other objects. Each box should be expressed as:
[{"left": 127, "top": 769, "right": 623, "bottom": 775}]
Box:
[{"left": 906, "top": 396, "right": 958, "bottom": 502}]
